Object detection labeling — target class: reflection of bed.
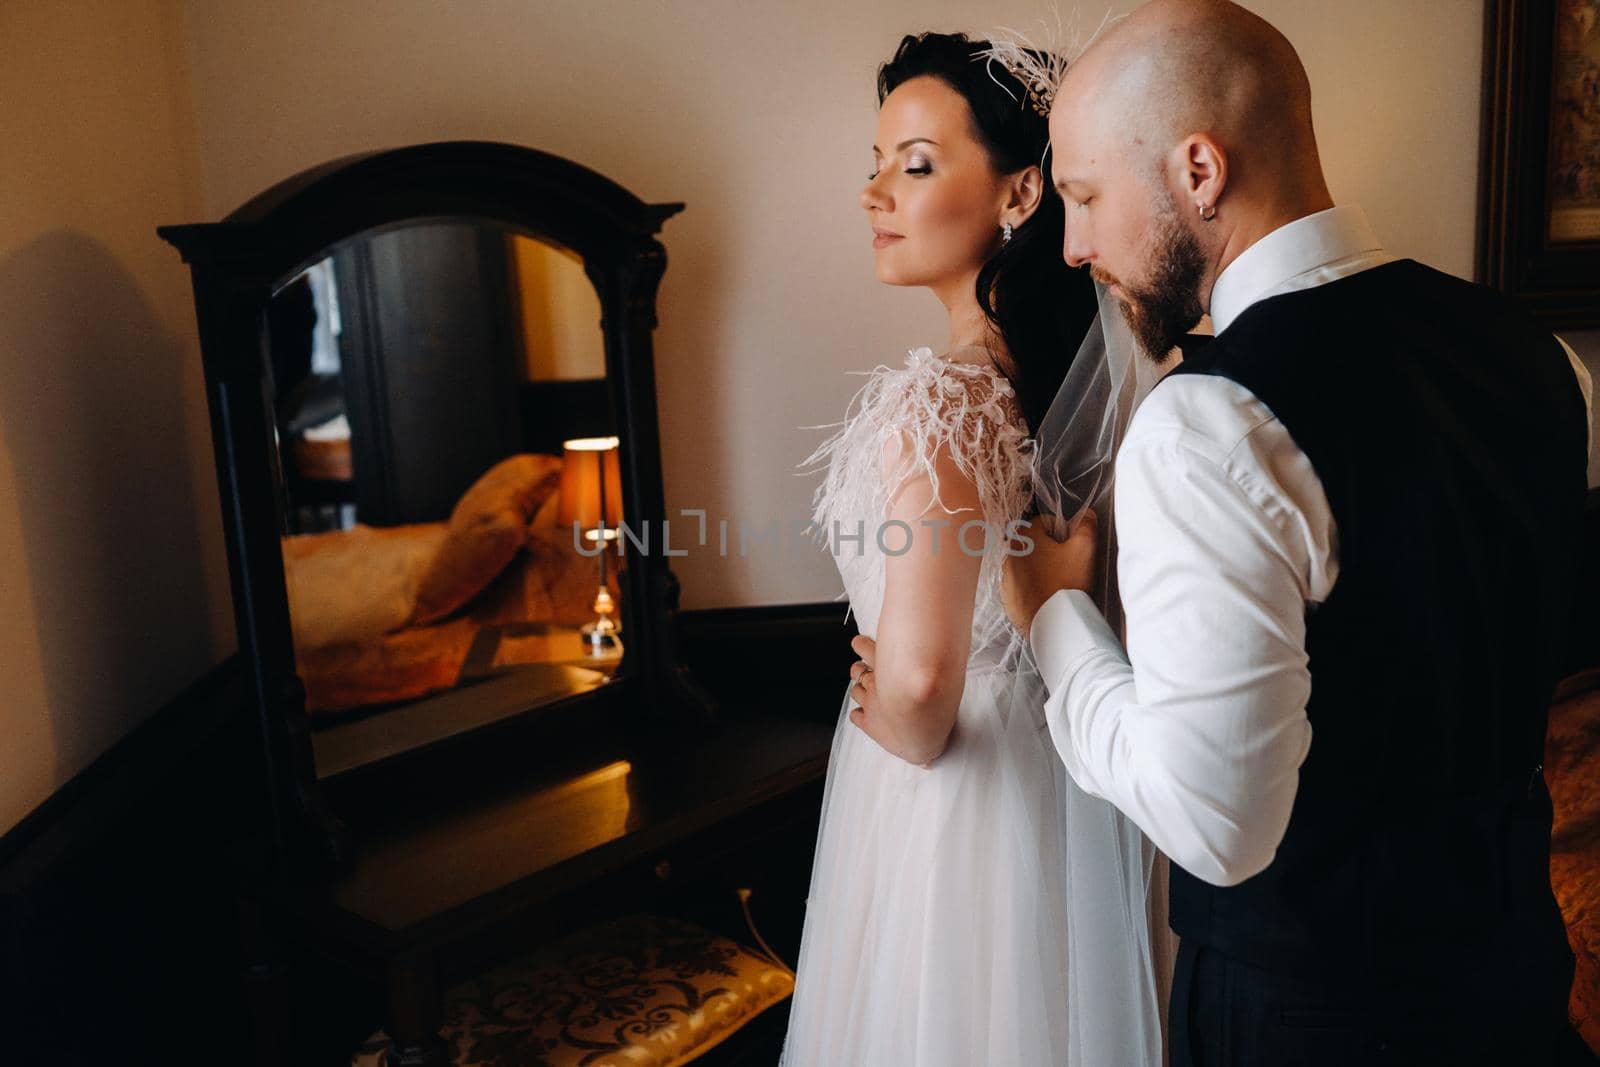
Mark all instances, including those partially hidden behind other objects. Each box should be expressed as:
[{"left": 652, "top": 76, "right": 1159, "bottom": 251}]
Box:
[
  {"left": 280, "top": 453, "right": 622, "bottom": 713},
  {"left": 1549, "top": 671, "right": 1600, "bottom": 1054}
]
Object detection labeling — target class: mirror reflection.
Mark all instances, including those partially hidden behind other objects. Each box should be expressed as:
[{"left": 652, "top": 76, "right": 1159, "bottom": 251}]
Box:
[{"left": 264, "top": 221, "right": 625, "bottom": 777}]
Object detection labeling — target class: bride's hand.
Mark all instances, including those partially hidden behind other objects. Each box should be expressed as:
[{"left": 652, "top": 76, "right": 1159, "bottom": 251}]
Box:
[
  {"left": 846, "top": 635, "right": 935, "bottom": 769},
  {"left": 1002, "top": 509, "right": 1100, "bottom": 641}
]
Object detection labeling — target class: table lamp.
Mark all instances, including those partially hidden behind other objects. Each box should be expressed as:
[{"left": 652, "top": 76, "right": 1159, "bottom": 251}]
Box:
[{"left": 558, "top": 435, "right": 624, "bottom": 655}]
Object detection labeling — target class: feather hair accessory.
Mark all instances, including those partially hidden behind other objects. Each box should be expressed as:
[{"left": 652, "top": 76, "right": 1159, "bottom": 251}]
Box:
[{"left": 974, "top": 7, "right": 1123, "bottom": 118}]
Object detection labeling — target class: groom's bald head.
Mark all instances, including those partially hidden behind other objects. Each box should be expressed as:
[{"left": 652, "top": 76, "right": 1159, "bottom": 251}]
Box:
[
  {"left": 1059, "top": 0, "right": 1319, "bottom": 191},
  {"left": 1047, "top": 0, "right": 1333, "bottom": 358}
]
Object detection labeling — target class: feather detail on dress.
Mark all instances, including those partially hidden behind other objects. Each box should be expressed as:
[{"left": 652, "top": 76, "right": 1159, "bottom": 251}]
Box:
[{"left": 795, "top": 347, "right": 1035, "bottom": 652}]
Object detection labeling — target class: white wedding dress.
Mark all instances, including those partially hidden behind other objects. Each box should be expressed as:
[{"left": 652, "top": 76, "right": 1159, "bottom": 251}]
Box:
[{"left": 780, "top": 346, "right": 1164, "bottom": 1067}]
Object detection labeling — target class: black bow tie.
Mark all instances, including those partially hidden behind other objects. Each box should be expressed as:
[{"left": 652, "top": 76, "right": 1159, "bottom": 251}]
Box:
[{"left": 1176, "top": 333, "right": 1214, "bottom": 359}]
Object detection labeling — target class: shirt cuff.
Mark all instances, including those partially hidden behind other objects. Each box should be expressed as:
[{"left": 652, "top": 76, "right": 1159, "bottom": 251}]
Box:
[{"left": 1028, "top": 588, "right": 1122, "bottom": 693}]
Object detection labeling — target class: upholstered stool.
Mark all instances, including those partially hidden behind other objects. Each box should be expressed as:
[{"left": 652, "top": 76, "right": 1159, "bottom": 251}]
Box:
[{"left": 352, "top": 913, "right": 795, "bottom": 1066}]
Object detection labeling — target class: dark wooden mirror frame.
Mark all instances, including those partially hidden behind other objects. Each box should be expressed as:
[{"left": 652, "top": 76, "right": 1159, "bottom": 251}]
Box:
[{"left": 158, "top": 140, "right": 718, "bottom": 871}]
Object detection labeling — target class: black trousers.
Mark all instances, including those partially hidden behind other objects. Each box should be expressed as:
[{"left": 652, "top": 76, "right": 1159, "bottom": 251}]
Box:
[{"left": 1169, "top": 938, "right": 1595, "bottom": 1067}]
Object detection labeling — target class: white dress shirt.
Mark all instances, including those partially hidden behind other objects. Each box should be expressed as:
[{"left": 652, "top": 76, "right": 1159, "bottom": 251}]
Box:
[{"left": 1028, "top": 204, "right": 1595, "bottom": 888}]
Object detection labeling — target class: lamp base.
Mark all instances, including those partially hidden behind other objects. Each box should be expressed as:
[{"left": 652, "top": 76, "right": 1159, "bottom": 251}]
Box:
[{"left": 580, "top": 619, "right": 621, "bottom": 656}]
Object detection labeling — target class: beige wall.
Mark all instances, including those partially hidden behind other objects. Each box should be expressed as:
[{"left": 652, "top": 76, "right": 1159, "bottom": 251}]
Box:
[
  {"left": 513, "top": 237, "right": 607, "bottom": 381},
  {"left": 0, "top": 0, "right": 224, "bottom": 833},
  {"left": 0, "top": 1, "right": 1506, "bottom": 832},
  {"left": 178, "top": 0, "right": 1487, "bottom": 615}
]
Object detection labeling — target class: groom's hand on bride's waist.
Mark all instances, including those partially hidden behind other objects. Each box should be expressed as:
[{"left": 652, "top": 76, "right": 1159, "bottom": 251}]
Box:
[{"left": 1001, "top": 509, "right": 1101, "bottom": 641}]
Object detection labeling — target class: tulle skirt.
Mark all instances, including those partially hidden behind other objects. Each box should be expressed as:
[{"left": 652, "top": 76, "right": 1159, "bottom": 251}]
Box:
[{"left": 778, "top": 649, "right": 1165, "bottom": 1067}]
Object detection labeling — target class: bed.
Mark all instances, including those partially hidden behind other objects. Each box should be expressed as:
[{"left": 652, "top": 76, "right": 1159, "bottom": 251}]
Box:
[{"left": 280, "top": 452, "right": 621, "bottom": 713}]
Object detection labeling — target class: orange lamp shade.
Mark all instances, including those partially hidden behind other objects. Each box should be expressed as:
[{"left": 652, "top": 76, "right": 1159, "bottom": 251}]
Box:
[{"left": 557, "top": 436, "right": 623, "bottom": 534}]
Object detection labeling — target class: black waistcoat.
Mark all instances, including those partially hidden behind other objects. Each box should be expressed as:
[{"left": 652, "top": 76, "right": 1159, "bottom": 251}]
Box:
[{"left": 1161, "top": 259, "right": 1587, "bottom": 1002}]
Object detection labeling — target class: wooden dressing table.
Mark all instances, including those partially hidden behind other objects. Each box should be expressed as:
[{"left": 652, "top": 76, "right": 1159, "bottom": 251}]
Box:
[{"left": 157, "top": 142, "right": 849, "bottom": 1064}]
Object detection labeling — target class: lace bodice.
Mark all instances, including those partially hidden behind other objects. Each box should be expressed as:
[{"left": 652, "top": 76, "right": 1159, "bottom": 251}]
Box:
[{"left": 797, "top": 345, "right": 1036, "bottom": 661}]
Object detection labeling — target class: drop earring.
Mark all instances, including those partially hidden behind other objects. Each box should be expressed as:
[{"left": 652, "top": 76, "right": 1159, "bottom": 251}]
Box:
[{"left": 1001, "top": 221, "right": 1014, "bottom": 244}]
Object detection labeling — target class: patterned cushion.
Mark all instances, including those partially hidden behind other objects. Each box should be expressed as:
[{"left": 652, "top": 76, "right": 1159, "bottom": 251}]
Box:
[{"left": 353, "top": 913, "right": 794, "bottom": 1067}]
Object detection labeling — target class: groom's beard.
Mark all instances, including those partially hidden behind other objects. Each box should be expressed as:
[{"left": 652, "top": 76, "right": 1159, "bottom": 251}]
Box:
[{"left": 1100, "top": 201, "right": 1207, "bottom": 361}]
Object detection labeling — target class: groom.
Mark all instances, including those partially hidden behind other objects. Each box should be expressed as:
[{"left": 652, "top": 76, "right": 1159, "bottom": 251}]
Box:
[{"left": 993, "top": 1, "right": 1595, "bottom": 1064}]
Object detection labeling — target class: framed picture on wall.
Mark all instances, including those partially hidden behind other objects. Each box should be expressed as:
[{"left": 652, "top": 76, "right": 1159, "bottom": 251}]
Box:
[{"left": 1478, "top": 0, "right": 1600, "bottom": 328}]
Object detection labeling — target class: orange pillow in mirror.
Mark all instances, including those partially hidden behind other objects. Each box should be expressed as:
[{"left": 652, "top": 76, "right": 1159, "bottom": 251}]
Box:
[
  {"left": 412, "top": 453, "right": 564, "bottom": 626},
  {"left": 282, "top": 522, "right": 448, "bottom": 650}
]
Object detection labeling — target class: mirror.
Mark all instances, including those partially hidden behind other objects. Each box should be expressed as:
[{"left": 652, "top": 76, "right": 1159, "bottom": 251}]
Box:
[
  {"left": 160, "top": 141, "right": 711, "bottom": 867},
  {"left": 262, "top": 220, "right": 628, "bottom": 778}
]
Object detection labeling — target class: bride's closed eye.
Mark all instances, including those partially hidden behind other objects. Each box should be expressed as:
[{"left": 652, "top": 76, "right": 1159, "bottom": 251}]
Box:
[
  {"left": 867, "top": 163, "right": 933, "bottom": 181},
  {"left": 868, "top": 154, "right": 934, "bottom": 181}
]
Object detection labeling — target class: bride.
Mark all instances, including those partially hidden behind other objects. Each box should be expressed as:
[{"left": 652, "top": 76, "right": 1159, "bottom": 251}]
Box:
[{"left": 781, "top": 30, "right": 1165, "bottom": 1067}]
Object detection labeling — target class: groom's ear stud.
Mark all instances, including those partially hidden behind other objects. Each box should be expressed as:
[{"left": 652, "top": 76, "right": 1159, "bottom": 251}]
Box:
[{"left": 1198, "top": 202, "right": 1217, "bottom": 222}]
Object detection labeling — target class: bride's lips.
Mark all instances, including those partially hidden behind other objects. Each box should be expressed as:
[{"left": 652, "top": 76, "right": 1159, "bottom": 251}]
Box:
[{"left": 872, "top": 227, "right": 904, "bottom": 250}]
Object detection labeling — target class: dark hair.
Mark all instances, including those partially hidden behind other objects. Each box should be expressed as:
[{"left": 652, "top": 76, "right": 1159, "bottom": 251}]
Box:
[{"left": 877, "top": 31, "right": 1097, "bottom": 436}]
